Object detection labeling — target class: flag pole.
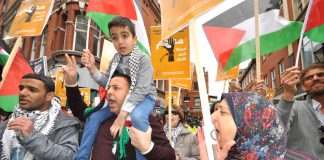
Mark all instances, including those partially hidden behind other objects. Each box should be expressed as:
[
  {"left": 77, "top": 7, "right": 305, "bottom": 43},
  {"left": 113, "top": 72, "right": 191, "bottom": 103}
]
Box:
[
  {"left": 254, "top": 0, "right": 261, "bottom": 81},
  {"left": 295, "top": 0, "right": 313, "bottom": 67},
  {"left": 86, "top": 17, "right": 91, "bottom": 50},
  {"left": 177, "top": 88, "right": 181, "bottom": 106},
  {"left": 190, "top": 20, "right": 216, "bottom": 160},
  {"left": 222, "top": 80, "right": 227, "bottom": 93},
  {"left": 168, "top": 79, "right": 172, "bottom": 143}
]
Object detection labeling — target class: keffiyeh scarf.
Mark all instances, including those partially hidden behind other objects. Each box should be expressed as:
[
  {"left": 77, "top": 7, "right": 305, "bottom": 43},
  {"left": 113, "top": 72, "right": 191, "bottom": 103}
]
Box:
[
  {"left": 163, "top": 123, "right": 183, "bottom": 148},
  {"left": 1, "top": 99, "right": 60, "bottom": 160},
  {"left": 105, "top": 45, "right": 142, "bottom": 93}
]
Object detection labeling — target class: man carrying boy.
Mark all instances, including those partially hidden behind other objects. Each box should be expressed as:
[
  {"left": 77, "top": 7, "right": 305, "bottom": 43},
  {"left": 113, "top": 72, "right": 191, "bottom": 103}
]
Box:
[
  {"left": 62, "top": 54, "right": 175, "bottom": 159},
  {"left": 78, "top": 16, "right": 156, "bottom": 159}
]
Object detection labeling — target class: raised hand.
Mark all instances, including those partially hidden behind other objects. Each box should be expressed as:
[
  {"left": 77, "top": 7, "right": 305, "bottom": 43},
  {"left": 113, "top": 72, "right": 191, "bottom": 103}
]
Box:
[
  {"left": 81, "top": 49, "right": 97, "bottom": 75},
  {"left": 163, "top": 38, "right": 175, "bottom": 54},
  {"left": 255, "top": 80, "right": 267, "bottom": 96},
  {"left": 281, "top": 66, "right": 300, "bottom": 101},
  {"left": 62, "top": 54, "right": 78, "bottom": 85}
]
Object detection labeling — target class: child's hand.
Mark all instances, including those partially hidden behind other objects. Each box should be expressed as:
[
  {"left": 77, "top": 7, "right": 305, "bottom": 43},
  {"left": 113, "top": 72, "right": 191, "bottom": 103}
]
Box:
[
  {"left": 81, "top": 49, "right": 96, "bottom": 75},
  {"left": 110, "top": 111, "right": 129, "bottom": 138}
]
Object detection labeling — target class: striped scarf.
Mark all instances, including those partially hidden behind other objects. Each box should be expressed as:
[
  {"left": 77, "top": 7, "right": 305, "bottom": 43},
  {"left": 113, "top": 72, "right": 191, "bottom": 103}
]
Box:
[
  {"left": 163, "top": 123, "right": 183, "bottom": 148},
  {"left": 1, "top": 99, "right": 60, "bottom": 160}
]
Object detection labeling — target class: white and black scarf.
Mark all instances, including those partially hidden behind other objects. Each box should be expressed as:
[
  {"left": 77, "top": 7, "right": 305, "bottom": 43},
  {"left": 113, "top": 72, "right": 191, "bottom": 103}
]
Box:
[
  {"left": 105, "top": 46, "right": 142, "bottom": 107},
  {"left": 105, "top": 45, "right": 142, "bottom": 93},
  {"left": 0, "top": 99, "right": 60, "bottom": 160},
  {"left": 163, "top": 123, "right": 183, "bottom": 148}
]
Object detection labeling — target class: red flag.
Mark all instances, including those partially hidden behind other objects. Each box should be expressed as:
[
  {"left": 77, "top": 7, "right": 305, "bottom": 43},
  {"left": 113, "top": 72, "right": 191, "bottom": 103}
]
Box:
[
  {"left": 0, "top": 48, "right": 34, "bottom": 112},
  {"left": 305, "top": 0, "right": 324, "bottom": 42}
]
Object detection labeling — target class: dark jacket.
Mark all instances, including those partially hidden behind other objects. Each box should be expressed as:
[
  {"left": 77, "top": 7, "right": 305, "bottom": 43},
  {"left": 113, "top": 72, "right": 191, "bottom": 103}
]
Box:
[{"left": 66, "top": 86, "right": 176, "bottom": 160}]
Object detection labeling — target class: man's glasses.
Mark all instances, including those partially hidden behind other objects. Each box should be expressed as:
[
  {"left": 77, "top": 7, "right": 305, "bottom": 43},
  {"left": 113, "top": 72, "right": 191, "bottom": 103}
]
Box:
[
  {"left": 318, "top": 125, "right": 324, "bottom": 145},
  {"left": 165, "top": 111, "right": 179, "bottom": 116}
]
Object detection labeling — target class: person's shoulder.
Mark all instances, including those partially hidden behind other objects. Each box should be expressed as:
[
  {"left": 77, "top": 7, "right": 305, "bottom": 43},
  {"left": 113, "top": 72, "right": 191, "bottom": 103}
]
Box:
[{"left": 55, "top": 111, "right": 80, "bottom": 128}]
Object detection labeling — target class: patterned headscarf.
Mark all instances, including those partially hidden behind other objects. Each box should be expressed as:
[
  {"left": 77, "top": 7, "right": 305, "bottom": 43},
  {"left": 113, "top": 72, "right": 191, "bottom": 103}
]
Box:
[{"left": 221, "top": 92, "right": 287, "bottom": 159}]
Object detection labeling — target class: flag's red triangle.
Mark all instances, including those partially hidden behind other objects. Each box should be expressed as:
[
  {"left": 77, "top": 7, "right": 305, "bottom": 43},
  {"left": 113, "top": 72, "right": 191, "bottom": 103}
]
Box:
[
  {"left": 0, "top": 48, "right": 34, "bottom": 95},
  {"left": 87, "top": 0, "right": 137, "bottom": 20},
  {"left": 305, "top": 0, "right": 324, "bottom": 32},
  {"left": 99, "top": 86, "right": 107, "bottom": 101},
  {"left": 203, "top": 26, "right": 245, "bottom": 69}
]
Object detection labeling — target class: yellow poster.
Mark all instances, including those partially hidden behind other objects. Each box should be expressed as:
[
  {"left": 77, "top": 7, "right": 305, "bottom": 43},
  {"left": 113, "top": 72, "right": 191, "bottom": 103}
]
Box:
[
  {"left": 160, "top": 0, "right": 223, "bottom": 39},
  {"left": 266, "top": 88, "right": 275, "bottom": 101},
  {"left": 216, "top": 65, "right": 239, "bottom": 81},
  {"left": 7, "top": 0, "right": 54, "bottom": 38},
  {"left": 79, "top": 88, "right": 91, "bottom": 106},
  {"left": 172, "top": 78, "right": 192, "bottom": 90},
  {"left": 151, "top": 26, "right": 190, "bottom": 80},
  {"left": 54, "top": 71, "right": 91, "bottom": 107},
  {"left": 99, "top": 40, "right": 116, "bottom": 72},
  {"left": 165, "top": 91, "right": 179, "bottom": 106}
]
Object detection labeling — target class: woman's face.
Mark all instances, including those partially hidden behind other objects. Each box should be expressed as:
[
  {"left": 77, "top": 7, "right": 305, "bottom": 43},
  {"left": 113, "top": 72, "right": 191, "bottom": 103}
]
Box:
[
  {"left": 164, "top": 110, "right": 181, "bottom": 128},
  {"left": 211, "top": 99, "right": 237, "bottom": 148}
]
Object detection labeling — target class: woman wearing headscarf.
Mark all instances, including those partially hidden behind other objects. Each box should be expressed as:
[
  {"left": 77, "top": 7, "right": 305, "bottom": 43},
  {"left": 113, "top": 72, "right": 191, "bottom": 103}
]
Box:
[
  {"left": 163, "top": 104, "right": 200, "bottom": 160},
  {"left": 198, "top": 92, "right": 287, "bottom": 159}
]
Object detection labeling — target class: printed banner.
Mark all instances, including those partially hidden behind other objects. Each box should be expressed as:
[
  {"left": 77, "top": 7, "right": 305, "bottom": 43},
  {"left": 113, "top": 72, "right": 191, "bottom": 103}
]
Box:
[
  {"left": 266, "top": 88, "right": 275, "bottom": 101},
  {"left": 165, "top": 91, "right": 179, "bottom": 106},
  {"left": 215, "top": 65, "right": 239, "bottom": 81},
  {"left": 7, "top": 0, "right": 54, "bottom": 38},
  {"left": 160, "top": 0, "right": 223, "bottom": 39},
  {"left": 54, "top": 71, "right": 91, "bottom": 106},
  {"left": 29, "top": 56, "right": 48, "bottom": 76},
  {"left": 151, "top": 26, "right": 190, "bottom": 80}
]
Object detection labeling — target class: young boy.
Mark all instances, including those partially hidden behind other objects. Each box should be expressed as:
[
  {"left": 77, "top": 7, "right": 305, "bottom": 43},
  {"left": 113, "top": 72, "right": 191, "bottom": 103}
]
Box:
[{"left": 79, "top": 16, "right": 156, "bottom": 160}]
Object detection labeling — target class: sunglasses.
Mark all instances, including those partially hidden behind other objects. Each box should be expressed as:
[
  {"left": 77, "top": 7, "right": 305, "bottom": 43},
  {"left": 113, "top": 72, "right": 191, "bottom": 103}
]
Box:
[
  {"left": 319, "top": 125, "right": 324, "bottom": 145},
  {"left": 165, "top": 111, "right": 179, "bottom": 115}
]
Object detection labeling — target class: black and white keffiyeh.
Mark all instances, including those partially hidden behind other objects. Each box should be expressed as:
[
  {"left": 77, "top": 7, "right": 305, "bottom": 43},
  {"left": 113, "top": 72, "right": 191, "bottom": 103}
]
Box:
[
  {"left": 105, "top": 45, "right": 142, "bottom": 93},
  {"left": 1, "top": 99, "right": 61, "bottom": 160},
  {"left": 163, "top": 123, "right": 183, "bottom": 148}
]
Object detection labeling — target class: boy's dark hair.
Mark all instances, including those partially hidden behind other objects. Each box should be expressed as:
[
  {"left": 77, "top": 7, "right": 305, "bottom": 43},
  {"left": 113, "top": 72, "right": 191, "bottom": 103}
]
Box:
[
  {"left": 111, "top": 72, "right": 131, "bottom": 87},
  {"left": 22, "top": 73, "right": 55, "bottom": 93},
  {"left": 108, "top": 16, "right": 136, "bottom": 37},
  {"left": 300, "top": 63, "right": 324, "bottom": 84}
]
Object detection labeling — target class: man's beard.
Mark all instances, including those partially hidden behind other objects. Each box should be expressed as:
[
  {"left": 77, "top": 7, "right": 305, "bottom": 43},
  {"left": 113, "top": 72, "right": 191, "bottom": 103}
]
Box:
[{"left": 307, "top": 82, "right": 324, "bottom": 98}]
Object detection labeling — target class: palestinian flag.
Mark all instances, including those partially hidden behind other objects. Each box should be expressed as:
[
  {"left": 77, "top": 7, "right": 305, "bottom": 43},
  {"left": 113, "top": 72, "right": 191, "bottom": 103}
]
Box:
[
  {"left": 86, "top": 0, "right": 150, "bottom": 56},
  {"left": 305, "top": 0, "right": 324, "bottom": 42},
  {"left": 0, "top": 47, "right": 9, "bottom": 81},
  {"left": 0, "top": 48, "right": 34, "bottom": 112},
  {"left": 203, "top": 0, "right": 303, "bottom": 71}
]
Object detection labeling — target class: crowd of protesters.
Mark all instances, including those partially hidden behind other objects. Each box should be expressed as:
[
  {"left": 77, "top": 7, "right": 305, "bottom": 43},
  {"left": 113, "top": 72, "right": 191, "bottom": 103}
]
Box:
[{"left": 0, "top": 15, "right": 323, "bottom": 159}]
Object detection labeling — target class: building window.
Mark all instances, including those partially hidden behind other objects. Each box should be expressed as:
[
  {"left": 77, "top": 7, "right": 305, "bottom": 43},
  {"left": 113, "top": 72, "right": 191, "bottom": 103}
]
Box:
[
  {"left": 39, "top": 27, "right": 48, "bottom": 58},
  {"left": 194, "top": 97, "right": 200, "bottom": 108},
  {"left": 295, "top": 0, "right": 303, "bottom": 15},
  {"left": 270, "top": 68, "right": 276, "bottom": 89},
  {"left": 92, "top": 23, "right": 101, "bottom": 57},
  {"left": 279, "top": 60, "right": 285, "bottom": 82},
  {"left": 193, "top": 82, "right": 199, "bottom": 91},
  {"left": 30, "top": 37, "right": 37, "bottom": 61},
  {"left": 264, "top": 74, "right": 268, "bottom": 88},
  {"left": 157, "top": 80, "right": 164, "bottom": 91},
  {"left": 73, "top": 15, "right": 89, "bottom": 52},
  {"left": 289, "top": 54, "right": 294, "bottom": 67},
  {"left": 302, "top": 37, "right": 317, "bottom": 69}
]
